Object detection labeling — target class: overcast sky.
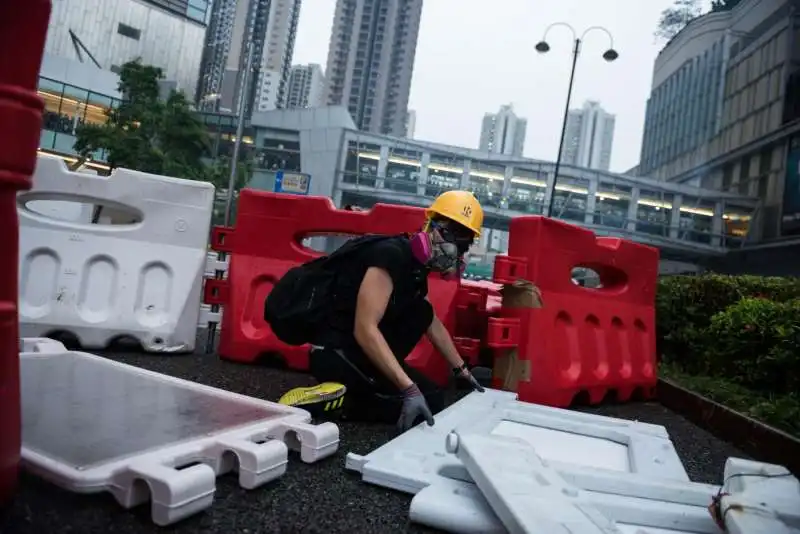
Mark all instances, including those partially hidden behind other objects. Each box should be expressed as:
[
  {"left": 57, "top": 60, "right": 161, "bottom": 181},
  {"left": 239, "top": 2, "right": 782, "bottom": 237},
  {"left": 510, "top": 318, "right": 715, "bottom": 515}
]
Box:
[{"left": 292, "top": 0, "right": 710, "bottom": 174}]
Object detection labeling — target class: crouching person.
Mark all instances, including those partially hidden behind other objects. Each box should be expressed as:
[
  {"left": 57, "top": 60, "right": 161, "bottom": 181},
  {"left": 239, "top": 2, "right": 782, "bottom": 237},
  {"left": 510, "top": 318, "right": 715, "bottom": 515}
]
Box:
[{"left": 266, "top": 191, "right": 486, "bottom": 433}]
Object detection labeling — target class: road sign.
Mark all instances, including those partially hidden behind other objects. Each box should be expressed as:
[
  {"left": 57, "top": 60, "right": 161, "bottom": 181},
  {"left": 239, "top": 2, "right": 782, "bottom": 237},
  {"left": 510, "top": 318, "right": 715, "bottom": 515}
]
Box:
[{"left": 274, "top": 170, "right": 311, "bottom": 195}]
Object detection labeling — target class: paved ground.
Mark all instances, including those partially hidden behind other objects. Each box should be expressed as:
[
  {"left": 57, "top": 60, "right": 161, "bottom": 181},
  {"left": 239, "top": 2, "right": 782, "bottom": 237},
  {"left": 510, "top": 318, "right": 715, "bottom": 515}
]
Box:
[{"left": 1, "top": 347, "right": 748, "bottom": 534}]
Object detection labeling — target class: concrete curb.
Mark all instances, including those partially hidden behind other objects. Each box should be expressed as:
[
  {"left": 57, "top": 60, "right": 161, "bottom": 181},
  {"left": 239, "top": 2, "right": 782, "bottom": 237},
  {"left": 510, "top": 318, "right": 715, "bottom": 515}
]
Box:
[{"left": 657, "top": 378, "right": 800, "bottom": 476}]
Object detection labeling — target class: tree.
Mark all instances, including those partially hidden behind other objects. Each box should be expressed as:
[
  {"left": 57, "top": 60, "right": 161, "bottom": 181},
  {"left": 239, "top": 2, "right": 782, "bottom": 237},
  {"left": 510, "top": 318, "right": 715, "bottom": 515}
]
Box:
[
  {"left": 74, "top": 59, "right": 213, "bottom": 181},
  {"left": 710, "top": 0, "right": 743, "bottom": 12},
  {"left": 655, "top": 0, "right": 703, "bottom": 41},
  {"left": 206, "top": 155, "right": 252, "bottom": 192}
]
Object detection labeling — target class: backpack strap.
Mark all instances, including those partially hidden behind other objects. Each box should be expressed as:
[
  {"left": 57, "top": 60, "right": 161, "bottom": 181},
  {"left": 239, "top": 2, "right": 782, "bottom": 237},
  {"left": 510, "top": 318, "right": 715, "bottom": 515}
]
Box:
[{"left": 312, "top": 234, "right": 402, "bottom": 270}]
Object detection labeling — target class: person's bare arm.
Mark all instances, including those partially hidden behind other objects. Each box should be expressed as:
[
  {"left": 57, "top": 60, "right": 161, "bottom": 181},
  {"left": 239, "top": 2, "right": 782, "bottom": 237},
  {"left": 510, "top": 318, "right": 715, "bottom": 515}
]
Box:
[
  {"left": 353, "top": 267, "right": 414, "bottom": 390},
  {"left": 426, "top": 314, "right": 466, "bottom": 370}
]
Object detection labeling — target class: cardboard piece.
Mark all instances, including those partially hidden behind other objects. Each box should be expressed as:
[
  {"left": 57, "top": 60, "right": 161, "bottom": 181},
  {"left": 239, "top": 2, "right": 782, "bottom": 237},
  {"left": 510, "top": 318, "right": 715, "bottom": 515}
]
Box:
[
  {"left": 499, "top": 279, "right": 543, "bottom": 308},
  {"left": 493, "top": 279, "right": 543, "bottom": 392}
]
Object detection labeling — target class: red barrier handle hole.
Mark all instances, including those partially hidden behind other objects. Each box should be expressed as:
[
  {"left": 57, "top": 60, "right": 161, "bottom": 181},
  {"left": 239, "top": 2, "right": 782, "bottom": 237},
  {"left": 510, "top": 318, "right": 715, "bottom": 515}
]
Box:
[
  {"left": 502, "top": 327, "right": 509, "bottom": 339},
  {"left": 216, "top": 232, "right": 227, "bottom": 246},
  {"left": 571, "top": 264, "right": 628, "bottom": 292},
  {"left": 212, "top": 287, "right": 219, "bottom": 297}
]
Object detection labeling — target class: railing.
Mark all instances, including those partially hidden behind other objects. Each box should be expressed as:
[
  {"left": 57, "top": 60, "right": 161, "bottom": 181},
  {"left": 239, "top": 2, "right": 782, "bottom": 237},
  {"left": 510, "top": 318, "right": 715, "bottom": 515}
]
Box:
[{"left": 337, "top": 173, "right": 749, "bottom": 251}]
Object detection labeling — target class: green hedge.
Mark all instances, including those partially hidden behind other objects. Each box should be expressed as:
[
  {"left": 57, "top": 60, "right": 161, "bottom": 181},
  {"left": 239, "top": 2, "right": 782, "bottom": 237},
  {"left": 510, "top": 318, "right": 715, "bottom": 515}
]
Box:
[{"left": 656, "top": 274, "right": 800, "bottom": 435}]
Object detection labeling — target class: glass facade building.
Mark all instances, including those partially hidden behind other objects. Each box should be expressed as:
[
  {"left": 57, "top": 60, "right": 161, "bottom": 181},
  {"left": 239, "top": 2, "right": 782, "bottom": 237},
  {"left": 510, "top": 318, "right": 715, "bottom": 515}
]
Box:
[
  {"left": 144, "top": 0, "right": 211, "bottom": 24},
  {"left": 639, "top": 39, "right": 724, "bottom": 177},
  {"left": 37, "top": 76, "right": 120, "bottom": 165}
]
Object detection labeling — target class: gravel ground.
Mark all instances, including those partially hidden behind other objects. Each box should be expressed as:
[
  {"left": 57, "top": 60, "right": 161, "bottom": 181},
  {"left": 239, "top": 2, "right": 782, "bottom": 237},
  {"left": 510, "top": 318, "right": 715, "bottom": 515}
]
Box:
[{"left": 1, "top": 337, "right": 748, "bottom": 534}]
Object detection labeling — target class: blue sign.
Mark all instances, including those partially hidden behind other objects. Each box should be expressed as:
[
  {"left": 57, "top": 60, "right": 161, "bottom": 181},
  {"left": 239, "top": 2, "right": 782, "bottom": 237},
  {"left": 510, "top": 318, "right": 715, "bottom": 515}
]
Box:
[{"left": 274, "top": 170, "right": 311, "bottom": 195}]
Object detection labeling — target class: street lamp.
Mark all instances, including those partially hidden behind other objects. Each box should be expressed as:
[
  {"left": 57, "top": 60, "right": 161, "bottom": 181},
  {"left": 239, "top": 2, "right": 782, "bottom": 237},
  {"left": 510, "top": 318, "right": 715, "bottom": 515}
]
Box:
[{"left": 535, "top": 23, "right": 618, "bottom": 218}]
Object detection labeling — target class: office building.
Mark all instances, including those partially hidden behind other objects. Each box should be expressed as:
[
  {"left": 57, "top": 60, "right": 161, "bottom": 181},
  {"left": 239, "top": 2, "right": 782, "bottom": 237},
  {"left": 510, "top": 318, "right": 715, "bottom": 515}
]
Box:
[
  {"left": 44, "top": 0, "right": 209, "bottom": 96},
  {"left": 323, "top": 0, "right": 424, "bottom": 136},
  {"left": 406, "top": 109, "right": 417, "bottom": 138},
  {"left": 639, "top": 0, "right": 799, "bottom": 239},
  {"left": 286, "top": 64, "right": 325, "bottom": 109},
  {"left": 479, "top": 104, "right": 527, "bottom": 157},
  {"left": 198, "top": 0, "right": 302, "bottom": 114},
  {"left": 561, "top": 100, "right": 616, "bottom": 172}
]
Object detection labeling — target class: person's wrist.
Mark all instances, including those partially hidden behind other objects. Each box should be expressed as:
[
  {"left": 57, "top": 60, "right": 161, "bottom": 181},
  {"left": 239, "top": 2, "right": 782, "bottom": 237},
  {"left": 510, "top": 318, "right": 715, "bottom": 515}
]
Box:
[
  {"left": 452, "top": 361, "right": 467, "bottom": 376},
  {"left": 398, "top": 376, "right": 414, "bottom": 390}
]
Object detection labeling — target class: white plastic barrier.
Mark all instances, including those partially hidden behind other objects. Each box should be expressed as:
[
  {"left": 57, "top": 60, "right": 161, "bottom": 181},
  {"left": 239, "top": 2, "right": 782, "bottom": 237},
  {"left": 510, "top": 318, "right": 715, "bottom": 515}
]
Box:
[
  {"left": 19, "top": 341, "right": 340, "bottom": 526},
  {"left": 18, "top": 155, "right": 215, "bottom": 353},
  {"left": 198, "top": 251, "right": 227, "bottom": 328}
]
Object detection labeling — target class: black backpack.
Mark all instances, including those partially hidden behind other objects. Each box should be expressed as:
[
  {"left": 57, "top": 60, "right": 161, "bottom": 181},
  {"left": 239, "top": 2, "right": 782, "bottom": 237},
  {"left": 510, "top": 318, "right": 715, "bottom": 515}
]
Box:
[{"left": 264, "top": 234, "right": 398, "bottom": 346}]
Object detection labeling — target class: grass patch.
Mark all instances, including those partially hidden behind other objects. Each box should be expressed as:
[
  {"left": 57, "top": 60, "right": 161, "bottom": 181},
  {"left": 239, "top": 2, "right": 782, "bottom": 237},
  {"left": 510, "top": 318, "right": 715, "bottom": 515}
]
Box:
[{"left": 660, "top": 362, "right": 800, "bottom": 438}]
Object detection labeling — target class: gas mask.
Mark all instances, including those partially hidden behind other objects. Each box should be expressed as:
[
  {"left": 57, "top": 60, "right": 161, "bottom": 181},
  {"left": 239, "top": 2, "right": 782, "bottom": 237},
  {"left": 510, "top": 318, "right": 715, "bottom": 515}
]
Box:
[{"left": 410, "top": 221, "right": 473, "bottom": 280}]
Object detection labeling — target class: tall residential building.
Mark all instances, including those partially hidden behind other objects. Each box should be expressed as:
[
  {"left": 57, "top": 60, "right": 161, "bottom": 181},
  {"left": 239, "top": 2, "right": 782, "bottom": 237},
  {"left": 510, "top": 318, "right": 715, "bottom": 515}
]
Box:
[
  {"left": 286, "top": 64, "right": 325, "bottom": 109},
  {"left": 44, "top": 0, "right": 210, "bottom": 95},
  {"left": 323, "top": 0, "right": 424, "bottom": 136},
  {"left": 639, "top": 0, "right": 798, "bottom": 239},
  {"left": 479, "top": 104, "right": 527, "bottom": 157},
  {"left": 198, "top": 0, "right": 301, "bottom": 114},
  {"left": 561, "top": 100, "right": 616, "bottom": 171},
  {"left": 405, "top": 109, "right": 416, "bottom": 138}
]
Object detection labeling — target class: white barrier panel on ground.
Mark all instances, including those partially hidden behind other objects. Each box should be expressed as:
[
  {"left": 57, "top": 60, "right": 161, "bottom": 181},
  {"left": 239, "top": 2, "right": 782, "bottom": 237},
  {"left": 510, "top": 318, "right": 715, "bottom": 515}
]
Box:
[
  {"left": 346, "top": 389, "right": 691, "bottom": 494},
  {"left": 18, "top": 155, "right": 215, "bottom": 353},
  {"left": 19, "top": 342, "right": 340, "bottom": 525},
  {"left": 347, "top": 391, "right": 800, "bottom": 533}
]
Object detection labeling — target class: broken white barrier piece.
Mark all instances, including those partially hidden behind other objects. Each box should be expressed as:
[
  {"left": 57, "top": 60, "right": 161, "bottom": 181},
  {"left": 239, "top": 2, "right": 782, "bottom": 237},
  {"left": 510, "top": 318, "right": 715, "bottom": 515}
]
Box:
[
  {"left": 346, "top": 389, "right": 689, "bottom": 495},
  {"left": 720, "top": 457, "right": 800, "bottom": 534},
  {"left": 437, "top": 432, "right": 722, "bottom": 534},
  {"left": 20, "top": 346, "right": 339, "bottom": 526}
]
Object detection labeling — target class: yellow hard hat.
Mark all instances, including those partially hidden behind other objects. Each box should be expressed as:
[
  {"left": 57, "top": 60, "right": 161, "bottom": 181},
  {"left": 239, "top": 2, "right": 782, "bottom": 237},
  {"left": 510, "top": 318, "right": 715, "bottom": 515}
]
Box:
[{"left": 426, "top": 190, "right": 484, "bottom": 237}]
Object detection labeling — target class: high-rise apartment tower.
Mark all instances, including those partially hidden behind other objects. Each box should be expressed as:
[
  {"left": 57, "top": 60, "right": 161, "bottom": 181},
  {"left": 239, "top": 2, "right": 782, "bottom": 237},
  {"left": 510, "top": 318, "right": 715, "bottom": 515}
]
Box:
[
  {"left": 197, "top": 0, "right": 301, "bottom": 114},
  {"left": 561, "top": 100, "right": 616, "bottom": 171},
  {"left": 285, "top": 64, "right": 325, "bottom": 109},
  {"left": 323, "top": 0, "right": 424, "bottom": 136},
  {"left": 479, "top": 104, "right": 527, "bottom": 157}
]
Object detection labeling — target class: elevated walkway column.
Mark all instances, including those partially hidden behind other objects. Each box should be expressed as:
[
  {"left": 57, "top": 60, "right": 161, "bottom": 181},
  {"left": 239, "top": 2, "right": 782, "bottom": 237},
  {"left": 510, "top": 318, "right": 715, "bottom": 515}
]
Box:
[
  {"left": 669, "top": 194, "right": 683, "bottom": 239},
  {"left": 626, "top": 186, "right": 640, "bottom": 232},
  {"left": 417, "top": 152, "right": 430, "bottom": 196},
  {"left": 376, "top": 145, "right": 389, "bottom": 189},
  {"left": 712, "top": 201, "right": 724, "bottom": 247},
  {"left": 584, "top": 175, "right": 598, "bottom": 225},
  {"left": 501, "top": 166, "right": 513, "bottom": 210},
  {"left": 460, "top": 159, "right": 471, "bottom": 189}
]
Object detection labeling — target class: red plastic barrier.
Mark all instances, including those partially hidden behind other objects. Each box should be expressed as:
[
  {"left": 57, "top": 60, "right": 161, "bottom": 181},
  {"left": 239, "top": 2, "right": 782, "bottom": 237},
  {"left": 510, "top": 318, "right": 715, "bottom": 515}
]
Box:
[
  {"left": 206, "top": 189, "right": 460, "bottom": 386},
  {"left": 0, "top": 0, "right": 51, "bottom": 505},
  {"left": 488, "top": 216, "right": 659, "bottom": 407}
]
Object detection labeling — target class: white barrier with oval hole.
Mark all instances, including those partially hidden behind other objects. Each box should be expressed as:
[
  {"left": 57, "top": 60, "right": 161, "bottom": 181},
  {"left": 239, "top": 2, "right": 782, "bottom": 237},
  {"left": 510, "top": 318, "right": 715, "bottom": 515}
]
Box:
[{"left": 18, "top": 155, "right": 215, "bottom": 353}]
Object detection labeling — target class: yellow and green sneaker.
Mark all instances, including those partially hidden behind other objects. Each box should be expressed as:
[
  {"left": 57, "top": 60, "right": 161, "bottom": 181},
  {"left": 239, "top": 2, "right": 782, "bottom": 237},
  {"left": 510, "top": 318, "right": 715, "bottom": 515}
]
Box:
[{"left": 278, "top": 382, "right": 347, "bottom": 415}]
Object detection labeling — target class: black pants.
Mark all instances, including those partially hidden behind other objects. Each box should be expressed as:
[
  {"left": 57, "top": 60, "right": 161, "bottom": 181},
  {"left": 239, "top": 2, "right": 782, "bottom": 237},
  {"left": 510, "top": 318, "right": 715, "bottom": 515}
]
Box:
[{"left": 309, "top": 299, "right": 445, "bottom": 424}]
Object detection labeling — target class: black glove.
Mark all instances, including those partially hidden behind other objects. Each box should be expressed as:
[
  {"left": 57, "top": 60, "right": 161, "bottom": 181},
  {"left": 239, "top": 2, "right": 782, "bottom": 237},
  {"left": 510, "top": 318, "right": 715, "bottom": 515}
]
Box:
[
  {"left": 397, "top": 383, "right": 435, "bottom": 432},
  {"left": 454, "top": 364, "right": 485, "bottom": 392},
  {"left": 462, "top": 370, "right": 485, "bottom": 392}
]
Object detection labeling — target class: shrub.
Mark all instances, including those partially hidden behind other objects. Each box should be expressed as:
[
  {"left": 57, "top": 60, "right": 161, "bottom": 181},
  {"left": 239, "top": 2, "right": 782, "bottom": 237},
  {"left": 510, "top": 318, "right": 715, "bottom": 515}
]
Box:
[
  {"left": 656, "top": 274, "right": 800, "bottom": 437},
  {"left": 656, "top": 274, "right": 800, "bottom": 370},
  {"left": 704, "top": 297, "right": 800, "bottom": 395}
]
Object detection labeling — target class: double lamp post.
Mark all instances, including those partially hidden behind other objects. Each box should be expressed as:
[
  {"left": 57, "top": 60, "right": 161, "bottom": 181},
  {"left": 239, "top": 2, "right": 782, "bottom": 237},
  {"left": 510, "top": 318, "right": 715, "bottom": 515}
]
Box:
[{"left": 534, "top": 23, "right": 618, "bottom": 218}]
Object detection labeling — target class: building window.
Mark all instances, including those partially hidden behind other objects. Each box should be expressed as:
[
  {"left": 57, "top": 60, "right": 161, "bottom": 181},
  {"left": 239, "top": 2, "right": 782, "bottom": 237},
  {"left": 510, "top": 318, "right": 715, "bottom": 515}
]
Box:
[{"left": 117, "top": 23, "right": 141, "bottom": 40}]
